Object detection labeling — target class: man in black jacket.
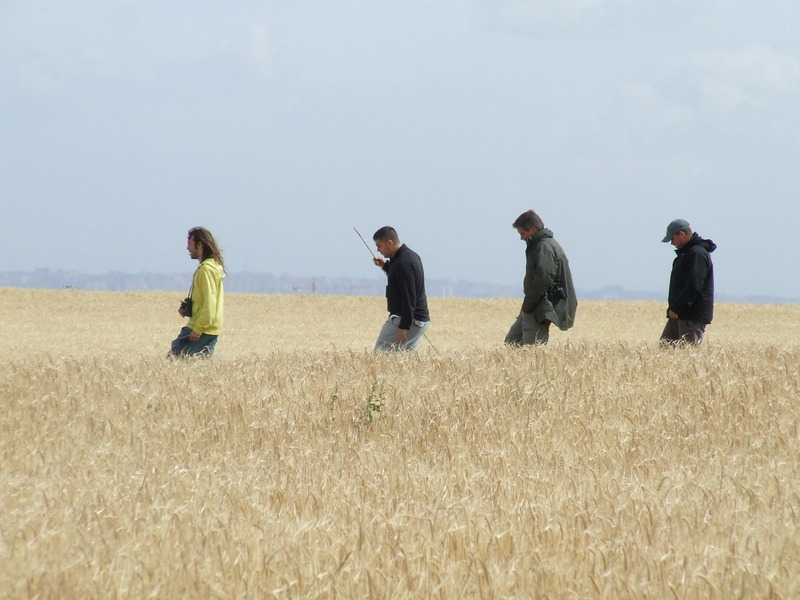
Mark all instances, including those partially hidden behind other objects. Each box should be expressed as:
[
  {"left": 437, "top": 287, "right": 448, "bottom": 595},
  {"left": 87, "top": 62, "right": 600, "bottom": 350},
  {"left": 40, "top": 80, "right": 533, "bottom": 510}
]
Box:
[
  {"left": 660, "top": 219, "right": 717, "bottom": 345},
  {"left": 372, "top": 226, "right": 430, "bottom": 352}
]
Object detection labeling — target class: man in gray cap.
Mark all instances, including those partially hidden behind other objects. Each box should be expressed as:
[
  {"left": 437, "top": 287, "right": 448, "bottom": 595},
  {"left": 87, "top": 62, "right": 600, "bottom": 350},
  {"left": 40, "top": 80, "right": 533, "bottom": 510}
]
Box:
[{"left": 660, "top": 219, "right": 717, "bottom": 345}]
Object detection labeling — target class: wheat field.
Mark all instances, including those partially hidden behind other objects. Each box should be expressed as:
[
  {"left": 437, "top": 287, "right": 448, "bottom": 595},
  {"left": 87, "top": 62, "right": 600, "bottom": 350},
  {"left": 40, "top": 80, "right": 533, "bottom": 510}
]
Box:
[{"left": 2, "top": 287, "right": 799, "bottom": 599}]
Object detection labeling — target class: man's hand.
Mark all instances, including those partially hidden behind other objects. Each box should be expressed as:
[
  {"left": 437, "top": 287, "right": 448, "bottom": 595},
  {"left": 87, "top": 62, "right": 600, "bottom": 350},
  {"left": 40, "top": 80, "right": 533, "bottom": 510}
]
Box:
[
  {"left": 373, "top": 256, "right": 387, "bottom": 268},
  {"left": 668, "top": 310, "right": 679, "bottom": 319},
  {"left": 189, "top": 330, "right": 200, "bottom": 342},
  {"left": 395, "top": 328, "right": 408, "bottom": 343}
]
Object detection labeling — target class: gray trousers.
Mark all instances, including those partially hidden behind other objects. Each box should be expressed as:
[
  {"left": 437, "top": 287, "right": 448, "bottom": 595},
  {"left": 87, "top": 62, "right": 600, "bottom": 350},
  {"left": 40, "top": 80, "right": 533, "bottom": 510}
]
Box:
[
  {"left": 374, "top": 315, "right": 430, "bottom": 352},
  {"left": 660, "top": 319, "right": 706, "bottom": 345},
  {"left": 505, "top": 311, "right": 551, "bottom": 346}
]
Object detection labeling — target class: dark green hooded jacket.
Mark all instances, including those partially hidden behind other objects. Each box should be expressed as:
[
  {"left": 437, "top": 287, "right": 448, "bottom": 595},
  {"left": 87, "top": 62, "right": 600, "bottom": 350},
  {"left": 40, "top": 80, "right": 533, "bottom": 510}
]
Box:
[{"left": 521, "top": 228, "right": 577, "bottom": 331}]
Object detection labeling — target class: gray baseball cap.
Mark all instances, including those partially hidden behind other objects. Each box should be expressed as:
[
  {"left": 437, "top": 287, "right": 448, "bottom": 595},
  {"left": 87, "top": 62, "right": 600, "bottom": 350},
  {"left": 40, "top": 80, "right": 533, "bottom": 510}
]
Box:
[{"left": 662, "top": 219, "right": 691, "bottom": 243}]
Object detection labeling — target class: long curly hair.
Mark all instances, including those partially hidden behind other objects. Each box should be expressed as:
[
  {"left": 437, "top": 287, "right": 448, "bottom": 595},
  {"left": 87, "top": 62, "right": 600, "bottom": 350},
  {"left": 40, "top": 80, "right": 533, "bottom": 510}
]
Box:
[{"left": 188, "top": 227, "right": 225, "bottom": 270}]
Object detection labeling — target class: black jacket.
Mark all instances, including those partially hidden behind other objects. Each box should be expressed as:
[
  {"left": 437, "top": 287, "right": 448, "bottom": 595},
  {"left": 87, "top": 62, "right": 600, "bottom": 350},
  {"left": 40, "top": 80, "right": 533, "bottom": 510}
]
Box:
[
  {"left": 382, "top": 244, "right": 429, "bottom": 330},
  {"left": 668, "top": 233, "right": 716, "bottom": 323}
]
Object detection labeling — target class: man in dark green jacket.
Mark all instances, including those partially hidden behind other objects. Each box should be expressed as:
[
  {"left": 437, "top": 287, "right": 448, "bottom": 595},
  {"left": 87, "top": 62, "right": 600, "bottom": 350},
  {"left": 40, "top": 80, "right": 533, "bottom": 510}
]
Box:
[{"left": 505, "top": 210, "right": 577, "bottom": 345}]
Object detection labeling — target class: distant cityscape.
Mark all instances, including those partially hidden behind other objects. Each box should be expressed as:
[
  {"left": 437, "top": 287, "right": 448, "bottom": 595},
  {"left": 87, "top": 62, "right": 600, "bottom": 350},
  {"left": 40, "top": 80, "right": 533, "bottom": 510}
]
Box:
[{"left": 0, "top": 269, "right": 796, "bottom": 304}]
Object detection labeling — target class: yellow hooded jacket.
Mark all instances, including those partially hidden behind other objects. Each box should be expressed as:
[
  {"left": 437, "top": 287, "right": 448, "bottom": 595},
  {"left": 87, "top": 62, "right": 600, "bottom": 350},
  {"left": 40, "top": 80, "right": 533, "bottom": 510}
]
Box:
[{"left": 187, "top": 258, "right": 225, "bottom": 335}]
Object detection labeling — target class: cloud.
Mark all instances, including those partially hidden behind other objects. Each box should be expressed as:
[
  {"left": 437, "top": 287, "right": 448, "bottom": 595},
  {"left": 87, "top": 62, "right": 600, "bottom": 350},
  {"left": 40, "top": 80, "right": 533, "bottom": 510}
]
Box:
[
  {"left": 245, "top": 23, "right": 273, "bottom": 81},
  {"left": 479, "top": 0, "right": 703, "bottom": 36},
  {"left": 619, "top": 80, "right": 693, "bottom": 129},
  {"left": 578, "top": 79, "right": 695, "bottom": 158},
  {"left": 692, "top": 45, "right": 800, "bottom": 111},
  {"left": 591, "top": 44, "right": 800, "bottom": 152},
  {"left": 480, "top": 0, "right": 610, "bottom": 34}
]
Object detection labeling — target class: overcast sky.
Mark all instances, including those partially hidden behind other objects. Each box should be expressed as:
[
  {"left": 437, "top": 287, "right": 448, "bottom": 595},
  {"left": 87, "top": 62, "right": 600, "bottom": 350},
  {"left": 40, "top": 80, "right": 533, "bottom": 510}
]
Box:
[{"left": 2, "top": 1, "right": 799, "bottom": 298}]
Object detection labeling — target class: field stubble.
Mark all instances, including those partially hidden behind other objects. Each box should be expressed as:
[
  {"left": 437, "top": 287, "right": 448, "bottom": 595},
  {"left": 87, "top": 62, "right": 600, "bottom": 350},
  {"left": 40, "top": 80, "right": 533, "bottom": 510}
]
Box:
[{"left": 1, "top": 288, "right": 799, "bottom": 598}]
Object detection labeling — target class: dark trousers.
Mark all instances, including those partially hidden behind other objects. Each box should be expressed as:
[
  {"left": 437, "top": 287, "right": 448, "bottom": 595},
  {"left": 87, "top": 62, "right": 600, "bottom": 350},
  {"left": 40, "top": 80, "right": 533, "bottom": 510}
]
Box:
[
  {"left": 505, "top": 312, "right": 551, "bottom": 346},
  {"left": 660, "top": 319, "right": 706, "bottom": 346}
]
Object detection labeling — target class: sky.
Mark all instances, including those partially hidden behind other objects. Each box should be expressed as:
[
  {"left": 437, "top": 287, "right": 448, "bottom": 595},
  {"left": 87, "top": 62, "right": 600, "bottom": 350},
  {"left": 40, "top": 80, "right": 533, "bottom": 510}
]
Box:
[{"left": 2, "top": 1, "right": 799, "bottom": 299}]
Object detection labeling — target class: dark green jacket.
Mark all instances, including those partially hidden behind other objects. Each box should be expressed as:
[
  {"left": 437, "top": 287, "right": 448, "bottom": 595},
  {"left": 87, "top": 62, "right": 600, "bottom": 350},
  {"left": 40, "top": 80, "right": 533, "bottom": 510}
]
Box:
[{"left": 521, "top": 228, "right": 577, "bottom": 331}]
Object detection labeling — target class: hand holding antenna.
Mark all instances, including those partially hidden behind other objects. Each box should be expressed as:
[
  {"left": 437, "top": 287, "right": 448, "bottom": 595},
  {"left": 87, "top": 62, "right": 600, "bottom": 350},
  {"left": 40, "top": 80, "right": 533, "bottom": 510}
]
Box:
[{"left": 353, "top": 227, "right": 387, "bottom": 268}]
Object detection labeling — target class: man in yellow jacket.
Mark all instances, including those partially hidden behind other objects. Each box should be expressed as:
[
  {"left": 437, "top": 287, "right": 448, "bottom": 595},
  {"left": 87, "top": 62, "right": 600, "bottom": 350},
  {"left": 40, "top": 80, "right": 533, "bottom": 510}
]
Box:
[{"left": 169, "top": 227, "right": 226, "bottom": 358}]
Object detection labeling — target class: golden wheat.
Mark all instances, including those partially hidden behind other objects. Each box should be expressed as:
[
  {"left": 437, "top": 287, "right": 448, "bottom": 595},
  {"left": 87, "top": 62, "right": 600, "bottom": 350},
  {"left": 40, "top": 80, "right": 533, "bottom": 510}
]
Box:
[{"left": 1, "top": 288, "right": 799, "bottom": 598}]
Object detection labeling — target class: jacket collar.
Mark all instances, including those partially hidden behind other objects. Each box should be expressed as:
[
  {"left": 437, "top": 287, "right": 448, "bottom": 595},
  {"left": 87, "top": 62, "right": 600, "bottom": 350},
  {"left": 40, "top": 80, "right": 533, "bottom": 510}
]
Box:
[{"left": 526, "top": 228, "right": 553, "bottom": 247}]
